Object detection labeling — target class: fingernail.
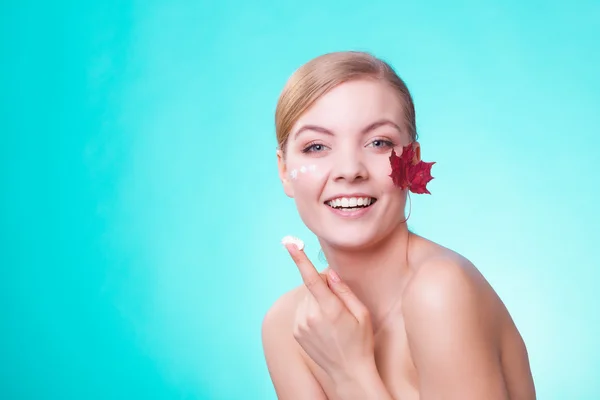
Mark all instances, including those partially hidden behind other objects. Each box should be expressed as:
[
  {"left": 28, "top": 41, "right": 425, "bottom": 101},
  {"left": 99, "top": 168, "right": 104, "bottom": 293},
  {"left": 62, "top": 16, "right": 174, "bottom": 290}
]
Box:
[
  {"left": 328, "top": 268, "right": 341, "bottom": 283},
  {"left": 281, "top": 235, "right": 305, "bottom": 251}
]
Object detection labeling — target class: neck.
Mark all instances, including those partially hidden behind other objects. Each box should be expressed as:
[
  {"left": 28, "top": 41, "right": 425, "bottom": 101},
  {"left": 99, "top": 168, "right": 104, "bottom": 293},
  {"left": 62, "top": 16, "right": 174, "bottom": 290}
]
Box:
[{"left": 320, "top": 224, "right": 416, "bottom": 331}]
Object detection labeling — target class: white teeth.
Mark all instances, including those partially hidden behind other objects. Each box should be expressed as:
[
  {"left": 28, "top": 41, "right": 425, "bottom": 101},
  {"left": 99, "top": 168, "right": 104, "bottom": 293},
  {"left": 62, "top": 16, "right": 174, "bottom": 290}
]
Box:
[{"left": 326, "top": 197, "right": 375, "bottom": 208}]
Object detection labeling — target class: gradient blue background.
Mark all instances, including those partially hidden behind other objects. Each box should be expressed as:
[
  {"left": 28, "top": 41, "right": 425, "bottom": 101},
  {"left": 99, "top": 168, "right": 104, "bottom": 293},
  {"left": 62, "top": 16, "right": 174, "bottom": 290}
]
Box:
[{"left": 1, "top": 1, "right": 599, "bottom": 399}]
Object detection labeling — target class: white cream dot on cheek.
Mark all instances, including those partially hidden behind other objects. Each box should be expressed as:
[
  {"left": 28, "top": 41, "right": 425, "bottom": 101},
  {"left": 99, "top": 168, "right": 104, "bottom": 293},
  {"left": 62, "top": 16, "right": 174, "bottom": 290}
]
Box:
[{"left": 289, "top": 164, "right": 320, "bottom": 180}]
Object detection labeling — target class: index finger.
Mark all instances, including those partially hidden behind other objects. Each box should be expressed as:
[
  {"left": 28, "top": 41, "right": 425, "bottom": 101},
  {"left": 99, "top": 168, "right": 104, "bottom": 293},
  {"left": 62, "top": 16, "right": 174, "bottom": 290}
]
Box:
[{"left": 282, "top": 238, "right": 338, "bottom": 305}]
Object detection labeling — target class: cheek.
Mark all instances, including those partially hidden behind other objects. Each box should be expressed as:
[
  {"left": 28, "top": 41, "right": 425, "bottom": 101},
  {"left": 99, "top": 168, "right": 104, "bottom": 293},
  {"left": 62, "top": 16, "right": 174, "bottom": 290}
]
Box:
[
  {"left": 368, "top": 156, "right": 395, "bottom": 189},
  {"left": 288, "top": 163, "right": 327, "bottom": 185}
]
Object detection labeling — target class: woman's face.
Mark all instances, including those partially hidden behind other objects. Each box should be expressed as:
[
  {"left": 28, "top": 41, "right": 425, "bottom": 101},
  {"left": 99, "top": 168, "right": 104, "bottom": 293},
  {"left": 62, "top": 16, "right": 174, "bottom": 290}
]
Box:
[{"left": 278, "top": 79, "right": 419, "bottom": 250}]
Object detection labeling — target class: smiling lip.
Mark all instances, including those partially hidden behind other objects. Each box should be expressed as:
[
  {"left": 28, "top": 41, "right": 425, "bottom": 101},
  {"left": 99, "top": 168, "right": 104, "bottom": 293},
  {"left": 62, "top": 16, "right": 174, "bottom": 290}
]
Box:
[
  {"left": 323, "top": 192, "right": 377, "bottom": 219},
  {"left": 326, "top": 202, "right": 375, "bottom": 219},
  {"left": 323, "top": 193, "right": 377, "bottom": 203}
]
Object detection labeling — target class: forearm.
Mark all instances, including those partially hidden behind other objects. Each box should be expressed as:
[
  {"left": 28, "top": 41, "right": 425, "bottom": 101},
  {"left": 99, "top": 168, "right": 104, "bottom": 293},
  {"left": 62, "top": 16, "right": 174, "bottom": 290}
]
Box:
[{"left": 332, "top": 362, "right": 394, "bottom": 400}]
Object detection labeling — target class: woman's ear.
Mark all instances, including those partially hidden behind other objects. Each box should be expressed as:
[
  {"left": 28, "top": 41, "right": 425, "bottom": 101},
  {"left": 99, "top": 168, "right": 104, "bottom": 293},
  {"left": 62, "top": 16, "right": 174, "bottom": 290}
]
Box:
[
  {"left": 277, "top": 149, "right": 294, "bottom": 198},
  {"left": 412, "top": 141, "right": 421, "bottom": 163}
]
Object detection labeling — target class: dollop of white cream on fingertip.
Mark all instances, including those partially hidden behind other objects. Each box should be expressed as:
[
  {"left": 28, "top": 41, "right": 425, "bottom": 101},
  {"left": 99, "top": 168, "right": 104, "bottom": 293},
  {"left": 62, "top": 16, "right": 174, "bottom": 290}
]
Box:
[{"left": 281, "top": 235, "right": 305, "bottom": 251}]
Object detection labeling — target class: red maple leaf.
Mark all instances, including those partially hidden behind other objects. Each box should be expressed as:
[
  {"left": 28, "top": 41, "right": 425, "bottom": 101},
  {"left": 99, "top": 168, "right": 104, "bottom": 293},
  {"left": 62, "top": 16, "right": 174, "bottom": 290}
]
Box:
[{"left": 389, "top": 144, "right": 436, "bottom": 194}]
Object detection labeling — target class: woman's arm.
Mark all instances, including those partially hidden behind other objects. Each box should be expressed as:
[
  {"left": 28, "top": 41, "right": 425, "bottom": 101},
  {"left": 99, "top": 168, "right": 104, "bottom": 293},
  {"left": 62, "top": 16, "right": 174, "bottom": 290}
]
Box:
[
  {"left": 403, "top": 258, "right": 512, "bottom": 400},
  {"left": 262, "top": 293, "right": 328, "bottom": 400},
  {"left": 263, "top": 303, "right": 394, "bottom": 400},
  {"left": 328, "top": 362, "right": 394, "bottom": 400}
]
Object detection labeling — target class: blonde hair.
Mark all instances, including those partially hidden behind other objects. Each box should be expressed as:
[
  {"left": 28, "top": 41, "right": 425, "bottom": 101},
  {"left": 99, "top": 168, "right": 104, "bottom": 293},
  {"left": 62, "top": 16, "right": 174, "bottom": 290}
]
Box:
[{"left": 275, "top": 51, "right": 418, "bottom": 153}]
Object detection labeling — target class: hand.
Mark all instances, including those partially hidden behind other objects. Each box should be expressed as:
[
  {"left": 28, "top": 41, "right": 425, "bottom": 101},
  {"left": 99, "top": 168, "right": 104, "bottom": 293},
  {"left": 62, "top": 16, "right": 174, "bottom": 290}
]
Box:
[{"left": 284, "top": 242, "right": 376, "bottom": 383}]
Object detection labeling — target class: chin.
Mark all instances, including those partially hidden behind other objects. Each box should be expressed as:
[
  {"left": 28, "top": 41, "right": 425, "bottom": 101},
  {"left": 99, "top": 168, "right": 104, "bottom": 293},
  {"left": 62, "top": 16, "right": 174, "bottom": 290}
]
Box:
[
  {"left": 322, "top": 237, "right": 376, "bottom": 251},
  {"left": 297, "top": 199, "right": 405, "bottom": 250},
  {"left": 317, "top": 225, "right": 389, "bottom": 252}
]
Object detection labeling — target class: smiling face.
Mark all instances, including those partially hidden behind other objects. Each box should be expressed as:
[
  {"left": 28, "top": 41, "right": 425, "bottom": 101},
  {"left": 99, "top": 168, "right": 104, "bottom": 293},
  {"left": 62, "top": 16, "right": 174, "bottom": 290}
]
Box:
[{"left": 277, "top": 79, "right": 421, "bottom": 250}]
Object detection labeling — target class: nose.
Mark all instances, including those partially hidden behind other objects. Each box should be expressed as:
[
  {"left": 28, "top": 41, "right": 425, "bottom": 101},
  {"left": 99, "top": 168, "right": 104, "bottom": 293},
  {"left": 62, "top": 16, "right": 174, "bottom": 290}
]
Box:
[{"left": 332, "top": 148, "right": 368, "bottom": 183}]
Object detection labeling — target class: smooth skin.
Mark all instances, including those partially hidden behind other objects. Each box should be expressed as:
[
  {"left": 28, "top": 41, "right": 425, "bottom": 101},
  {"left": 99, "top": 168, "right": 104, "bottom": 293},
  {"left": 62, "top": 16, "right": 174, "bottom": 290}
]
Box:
[
  {"left": 264, "top": 240, "right": 536, "bottom": 399},
  {"left": 262, "top": 79, "right": 536, "bottom": 399}
]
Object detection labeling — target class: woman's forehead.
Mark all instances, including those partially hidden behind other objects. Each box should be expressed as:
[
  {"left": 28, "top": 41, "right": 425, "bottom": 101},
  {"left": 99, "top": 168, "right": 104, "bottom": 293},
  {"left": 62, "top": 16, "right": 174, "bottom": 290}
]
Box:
[{"left": 292, "top": 80, "right": 406, "bottom": 133}]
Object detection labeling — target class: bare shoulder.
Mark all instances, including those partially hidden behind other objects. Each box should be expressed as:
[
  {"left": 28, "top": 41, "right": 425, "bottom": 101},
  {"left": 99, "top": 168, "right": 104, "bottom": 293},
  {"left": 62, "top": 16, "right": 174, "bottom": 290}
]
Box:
[
  {"left": 262, "top": 269, "right": 328, "bottom": 333},
  {"left": 263, "top": 285, "right": 305, "bottom": 330},
  {"left": 404, "top": 237, "right": 506, "bottom": 335},
  {"left": 262, "top": 267, "right": 330, "bottom": 347},
  {"left": 262, "top": 283, "right": 328, "bottom": 399},
  {"left": 401, "top": 237, "right": 536, "bottom": 399},
  {"left": 262, "top": 283, "right": 306, "bottom": 363}
]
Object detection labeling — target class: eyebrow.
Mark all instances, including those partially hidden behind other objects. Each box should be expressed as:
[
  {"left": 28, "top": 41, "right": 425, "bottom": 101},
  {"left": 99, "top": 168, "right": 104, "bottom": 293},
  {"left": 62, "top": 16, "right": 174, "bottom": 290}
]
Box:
[{"left": 293, "top": 119, "right": 403, "bottom": 140}]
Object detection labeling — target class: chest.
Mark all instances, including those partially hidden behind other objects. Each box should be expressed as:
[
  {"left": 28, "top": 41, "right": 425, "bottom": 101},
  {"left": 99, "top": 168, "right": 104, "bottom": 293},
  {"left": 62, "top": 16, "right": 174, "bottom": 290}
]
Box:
[{"left": 306, "top": 317, "right": 420, "bottom": 400}]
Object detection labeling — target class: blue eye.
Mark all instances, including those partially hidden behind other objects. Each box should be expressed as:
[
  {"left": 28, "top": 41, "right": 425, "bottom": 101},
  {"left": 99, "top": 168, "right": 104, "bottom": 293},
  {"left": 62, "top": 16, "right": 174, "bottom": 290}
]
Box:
[
  {"left": 302, "top": 143, "right": 328, "bottom": 153},
  {"left": 368, "top": 139, "right": 395, "bottom": 148}
]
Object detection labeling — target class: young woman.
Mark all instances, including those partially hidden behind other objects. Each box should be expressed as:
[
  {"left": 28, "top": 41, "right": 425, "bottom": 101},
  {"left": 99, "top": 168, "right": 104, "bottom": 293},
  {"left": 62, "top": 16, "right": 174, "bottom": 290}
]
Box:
[{"left": 262, "top": 51, "right": 536, "bottom": 400}]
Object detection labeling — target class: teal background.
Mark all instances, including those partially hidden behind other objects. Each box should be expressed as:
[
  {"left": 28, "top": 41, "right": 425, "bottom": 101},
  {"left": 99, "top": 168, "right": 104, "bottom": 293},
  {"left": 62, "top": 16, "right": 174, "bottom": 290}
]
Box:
[{"left": 1, "top": 0, "right": 598, "bottom": 399}]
